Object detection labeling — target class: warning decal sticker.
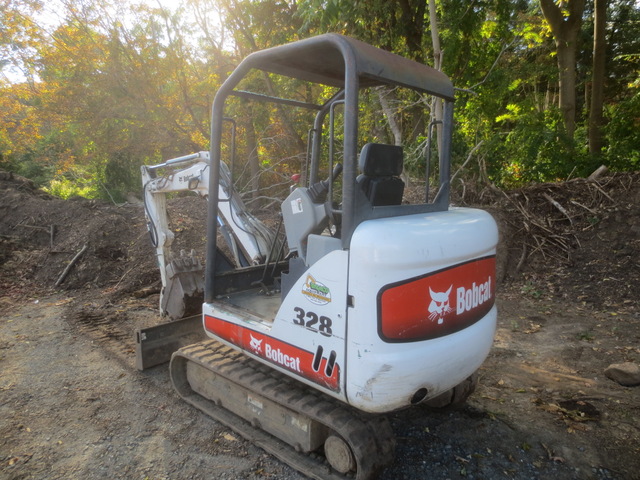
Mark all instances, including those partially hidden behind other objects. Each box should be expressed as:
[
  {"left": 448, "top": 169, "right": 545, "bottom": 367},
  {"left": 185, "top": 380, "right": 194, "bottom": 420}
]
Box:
[
  {"left": 378, "top": 256, "right": 496, "bottom": 342},
  {"left": 204, "top": 315, "right": 340, "bottom": 391}
]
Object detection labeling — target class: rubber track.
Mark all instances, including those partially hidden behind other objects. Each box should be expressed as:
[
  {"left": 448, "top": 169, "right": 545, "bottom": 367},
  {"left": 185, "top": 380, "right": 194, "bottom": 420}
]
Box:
[{"left": 170, "top": 340, "right": 395, "bottom": 480}]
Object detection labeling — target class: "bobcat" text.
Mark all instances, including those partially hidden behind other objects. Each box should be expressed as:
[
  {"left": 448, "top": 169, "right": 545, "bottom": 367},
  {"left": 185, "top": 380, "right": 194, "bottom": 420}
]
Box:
[{"left": 456, "top": 278, "right": 492, "bottom": 314}]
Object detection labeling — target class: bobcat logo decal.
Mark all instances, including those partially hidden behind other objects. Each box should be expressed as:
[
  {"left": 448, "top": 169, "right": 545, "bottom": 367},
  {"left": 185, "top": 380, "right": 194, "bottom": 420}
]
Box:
[
  {"left": 428, "top": 286, "right": 453, "bottom": 324},
  {"left": 249, "top": 334, "right": 263, "bottom": 353}
]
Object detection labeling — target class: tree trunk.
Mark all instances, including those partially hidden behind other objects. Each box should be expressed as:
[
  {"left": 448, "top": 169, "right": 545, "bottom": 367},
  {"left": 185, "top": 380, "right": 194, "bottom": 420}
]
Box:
[
  {"left": 556, "top": 38, "right": 578, "bottom": 138},
  {"left": 539, "top": 0, "right": 585, "bottom": 140},
  {"left": 377, "top": 87, "right": 411, "bottom": 186},
  {"left": 377, "top": 87, "right": 402, "bottom": 146},
  {"left": 428, "top": 0, "right": 442, "bottom": 71},
  {"left": 589, "top": 0, "right": 607, "bottom": 155},
  {"left": 245, "top": 107, "right": 260, "bottom": 202},
  {"left": 428, "top": 0, "right": 444, "bottom": 156}
]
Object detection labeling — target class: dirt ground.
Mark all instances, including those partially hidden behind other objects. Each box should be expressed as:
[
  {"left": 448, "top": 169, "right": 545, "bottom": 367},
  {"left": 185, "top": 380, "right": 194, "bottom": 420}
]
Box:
[{"left": 1, "top": 169, "right": 639, "bottom": 479}]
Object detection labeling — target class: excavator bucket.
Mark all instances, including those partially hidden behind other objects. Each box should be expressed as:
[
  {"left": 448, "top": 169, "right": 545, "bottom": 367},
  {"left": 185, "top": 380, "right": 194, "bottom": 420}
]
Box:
[{"left": 160, "top": 249, "right": 205, "bottom": 320}]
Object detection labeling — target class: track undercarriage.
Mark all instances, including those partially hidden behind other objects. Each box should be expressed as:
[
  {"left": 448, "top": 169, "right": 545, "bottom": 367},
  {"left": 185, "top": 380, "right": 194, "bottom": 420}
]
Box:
[{"left": 170, "top": 340, "right": 396, "bottom": 479}]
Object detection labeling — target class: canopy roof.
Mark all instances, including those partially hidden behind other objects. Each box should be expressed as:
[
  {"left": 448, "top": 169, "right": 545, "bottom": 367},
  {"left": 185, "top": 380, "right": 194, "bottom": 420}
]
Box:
[{"left": 232, "top": 34, "right": 454, "bottom": 101}]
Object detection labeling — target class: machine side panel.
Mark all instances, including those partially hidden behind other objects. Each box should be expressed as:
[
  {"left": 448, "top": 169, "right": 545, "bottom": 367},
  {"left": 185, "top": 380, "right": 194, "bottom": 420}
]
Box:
[{"left": 203, "top": 249, "right": 349, "bottom": 402}]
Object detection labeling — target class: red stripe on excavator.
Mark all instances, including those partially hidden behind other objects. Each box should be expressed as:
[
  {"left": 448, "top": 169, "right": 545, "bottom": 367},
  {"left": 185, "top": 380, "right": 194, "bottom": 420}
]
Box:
[
  {"left": 378, "top": 256, "right": 496, "bottom": 342},
  {"left": 204, "top": 315, "right": 340, "bottom": 392}
]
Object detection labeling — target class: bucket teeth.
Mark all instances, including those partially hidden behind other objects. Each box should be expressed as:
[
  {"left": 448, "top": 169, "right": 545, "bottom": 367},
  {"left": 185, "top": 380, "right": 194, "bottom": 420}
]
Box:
[{"left": 161, "top": 250, "right": 204, "bottom": 319}]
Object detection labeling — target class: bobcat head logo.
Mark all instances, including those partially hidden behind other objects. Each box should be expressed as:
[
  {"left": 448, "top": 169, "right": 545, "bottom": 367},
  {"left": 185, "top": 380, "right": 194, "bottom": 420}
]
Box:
[
  {"left": 249, "top": 334, "right": 263, "bottom": 353},
  {"left": 428, "top": 286, "right": 453, "bottom": 324}
]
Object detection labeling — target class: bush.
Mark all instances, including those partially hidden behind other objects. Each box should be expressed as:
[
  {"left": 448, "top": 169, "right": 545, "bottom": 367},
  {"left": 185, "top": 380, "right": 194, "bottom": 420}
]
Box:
[
  {"left": 604, "top": 90, "right": 640, "bottom": 171},
  {"left": 488, "top": 107, "right": 593, "bottom": 187}
]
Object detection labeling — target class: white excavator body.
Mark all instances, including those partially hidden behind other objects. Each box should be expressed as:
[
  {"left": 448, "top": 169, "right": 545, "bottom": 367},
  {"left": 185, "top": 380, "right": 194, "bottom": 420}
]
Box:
[
  {"left": 202, "top": 206, "right": 497, "bottom": 413},
  {"left": 138, "top": 34, "right": 499, "bottom": 478}
]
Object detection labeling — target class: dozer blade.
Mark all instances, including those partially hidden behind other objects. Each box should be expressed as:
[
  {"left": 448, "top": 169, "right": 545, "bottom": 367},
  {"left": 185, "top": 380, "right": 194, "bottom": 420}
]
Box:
[
  {"left": 170, "top": 340, "right": 396, "bottom": 480},
  {"left": 135, "top": 315, "right": 205, "bottom": 370}
]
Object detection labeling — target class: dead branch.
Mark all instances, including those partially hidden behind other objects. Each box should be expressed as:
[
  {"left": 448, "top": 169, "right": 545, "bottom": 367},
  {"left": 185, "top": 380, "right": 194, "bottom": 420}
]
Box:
[
  {"left": 132, "top": 286, "right": 161, "bottom": 298},
  {"left": 451, "top": 141, "right": 484, "bottom": 183},
  {"left": 244, "top": 196, "right": 282, "bottom": 210},
  {"left": 15, "top": 224, "right": 56, "bottom": 249},
  {"left": 542, "top": 193, "right": 574, "bottom": 225},
  {"left": 458, "top": 178, "right": 466, "bottom": 202},
  {"left": 112, "top": 263, "right": 137, "bottom": 289},
  {"left": 478, "top": 156, "right": 502, "bottom": 195},
  {"left": 15, "top": 224, "right": 49, "bottom": 232},
  {"left": 589, "top": 182, "right": 615, "bottom": 203},
  {"left": 569, "top": 199, "right": 597, "bottom": 215},
  {"left": 588, "top": 165, "right": 608, "bottom": 181},
  {"left": 516, "top": 243, "right": 527, "bottom": 273},
  {"left": 529, "top": 237, "right": 547, "bottom": 260},
  {"left": 55, "top": 244, "right": 88, "bottom": 287}
]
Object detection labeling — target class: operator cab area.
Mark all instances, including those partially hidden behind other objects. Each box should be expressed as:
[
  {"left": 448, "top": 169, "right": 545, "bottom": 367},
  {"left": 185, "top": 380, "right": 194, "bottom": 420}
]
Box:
[{"left": 205, "top": 34, "right": 455, "bottom": 318}]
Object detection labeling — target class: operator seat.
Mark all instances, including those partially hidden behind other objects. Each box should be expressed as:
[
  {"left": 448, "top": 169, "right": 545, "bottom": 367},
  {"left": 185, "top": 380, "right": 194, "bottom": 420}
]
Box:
[{"left": 356, "top": 143, "right": 405, "bottom": 206}]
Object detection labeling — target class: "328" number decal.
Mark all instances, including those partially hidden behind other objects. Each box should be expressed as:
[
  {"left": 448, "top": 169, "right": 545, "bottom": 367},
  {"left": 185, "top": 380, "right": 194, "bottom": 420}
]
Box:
[{"left": 293, "top": 307, "right": 332, "bottom": 337}]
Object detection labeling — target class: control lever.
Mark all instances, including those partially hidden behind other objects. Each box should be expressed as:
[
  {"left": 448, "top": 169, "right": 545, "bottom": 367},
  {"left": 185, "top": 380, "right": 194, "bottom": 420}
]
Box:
[{"left": 308, "top": 163, "right": 343, "bottom": 204}]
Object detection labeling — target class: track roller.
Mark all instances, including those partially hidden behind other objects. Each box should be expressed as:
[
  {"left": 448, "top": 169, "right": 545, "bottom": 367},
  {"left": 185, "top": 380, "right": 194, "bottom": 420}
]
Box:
[{"left": 324, "top": 434, "right": 356, "bottom": 473}]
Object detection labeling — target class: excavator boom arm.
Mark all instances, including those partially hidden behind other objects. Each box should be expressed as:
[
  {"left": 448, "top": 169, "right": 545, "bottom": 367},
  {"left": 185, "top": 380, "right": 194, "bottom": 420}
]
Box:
[{"left": 141, "top": 151, "right": 275, "bottom": 320}]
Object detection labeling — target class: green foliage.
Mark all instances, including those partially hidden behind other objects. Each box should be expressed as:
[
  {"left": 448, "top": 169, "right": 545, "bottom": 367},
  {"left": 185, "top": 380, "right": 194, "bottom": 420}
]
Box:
[
  {"left": 44, "top": 168, "right": 100, "bottom": 199},
  {"left": 606, "top": 0, "right": 640, "bottom": 98},
  {"left": 1, "top": 0, "right": 639, "bottom": 202},
  {"left": 605, "top": 90, "right": 640, "bottom": 170},
  {"left": 0, "top": 150, "right": 52, "bottom": 186},
  {"left": 576, "top": 330, "right": 595, "bottom": 342},
  {"left": 488, "top": 107, "right": 594, "bottom": 186}
]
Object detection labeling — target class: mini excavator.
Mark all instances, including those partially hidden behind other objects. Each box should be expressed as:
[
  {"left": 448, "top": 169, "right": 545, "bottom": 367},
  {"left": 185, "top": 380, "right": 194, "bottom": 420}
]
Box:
[{"left": 137, "top": 34, "right": 498, "bottom": 479}]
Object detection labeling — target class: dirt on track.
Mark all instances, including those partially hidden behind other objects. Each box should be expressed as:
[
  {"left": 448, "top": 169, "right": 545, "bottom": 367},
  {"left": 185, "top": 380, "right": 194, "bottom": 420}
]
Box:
[{"left": 0, "top": 169, "right": 639, "bottom": 480}]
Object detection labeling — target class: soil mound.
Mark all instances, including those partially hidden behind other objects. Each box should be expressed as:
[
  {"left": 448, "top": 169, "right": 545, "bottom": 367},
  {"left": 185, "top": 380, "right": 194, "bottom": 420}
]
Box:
[
  {"left": 487, "top": 172, "right": 640, "bottom": 310},
  {"left": 1, "top": 171, "right": 157, "bottom": 301}
]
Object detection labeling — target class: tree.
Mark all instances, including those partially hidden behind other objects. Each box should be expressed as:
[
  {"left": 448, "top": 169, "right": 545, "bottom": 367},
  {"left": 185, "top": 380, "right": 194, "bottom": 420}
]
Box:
[
  {"left": 589, "top": 0, "right": 607, "bottom": 155},
  {"left": 539, "top": 0, "right": 586, "bottom": 139},
  {"left": 0, "top": 0, "right": 44, "bottom": 83},
  {"left": 3, "top": 0, "right": 639, "bottom": 199}
]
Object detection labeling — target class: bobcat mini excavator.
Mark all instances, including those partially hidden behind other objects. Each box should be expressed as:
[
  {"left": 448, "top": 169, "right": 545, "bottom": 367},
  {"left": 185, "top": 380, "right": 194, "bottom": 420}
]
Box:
[{"left": 137, "top": 34, "right": 498, "bottom": 480}]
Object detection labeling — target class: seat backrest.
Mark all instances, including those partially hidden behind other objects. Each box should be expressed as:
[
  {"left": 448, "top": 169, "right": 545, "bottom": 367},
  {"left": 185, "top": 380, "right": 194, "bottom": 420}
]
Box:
[{"left": 356, "top": 143, "right": 405, "bottom": 206}]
